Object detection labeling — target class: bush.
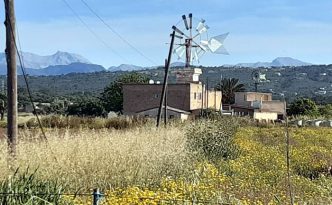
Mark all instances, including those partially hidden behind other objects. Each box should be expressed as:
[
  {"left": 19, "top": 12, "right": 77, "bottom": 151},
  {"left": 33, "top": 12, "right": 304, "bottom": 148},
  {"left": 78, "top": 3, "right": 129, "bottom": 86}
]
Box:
[
  {"left": 0, "top": 168, "right": 71, "bottom": 205},
  {"left": 289, "top": 98, "right": 319, "bottom": 116},
  {"left": 24, "top": 115, "right": 149, "bottom": 130},
  {"left": 186, "top": 117, "right": 240, "bottom": 162}
]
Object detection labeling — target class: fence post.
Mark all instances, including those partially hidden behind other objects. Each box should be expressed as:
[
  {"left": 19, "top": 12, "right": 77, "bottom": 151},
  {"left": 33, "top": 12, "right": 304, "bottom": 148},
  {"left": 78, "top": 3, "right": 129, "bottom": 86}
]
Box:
[{"left": 93, "top": 188, "right": 101, "bottom": 205}]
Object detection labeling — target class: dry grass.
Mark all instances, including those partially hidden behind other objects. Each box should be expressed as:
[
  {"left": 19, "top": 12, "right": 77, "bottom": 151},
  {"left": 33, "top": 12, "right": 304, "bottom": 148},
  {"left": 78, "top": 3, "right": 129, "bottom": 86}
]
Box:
[{"left": 0, "top": 125, "right": 190, "bottom": 191}]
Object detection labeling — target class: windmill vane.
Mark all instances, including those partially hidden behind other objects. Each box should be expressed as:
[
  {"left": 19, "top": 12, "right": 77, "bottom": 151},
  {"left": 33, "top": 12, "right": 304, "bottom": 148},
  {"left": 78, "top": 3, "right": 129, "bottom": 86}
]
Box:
[{"left": 172, "top": 13, "right": 229, "bottom": 68}]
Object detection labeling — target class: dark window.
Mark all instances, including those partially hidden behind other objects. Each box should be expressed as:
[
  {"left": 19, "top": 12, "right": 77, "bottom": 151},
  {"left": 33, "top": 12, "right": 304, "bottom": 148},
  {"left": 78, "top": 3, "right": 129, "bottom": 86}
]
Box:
[
  {"left": 169, "top": 115, "right": 175, "bottom": 119},
  {"left": 198, "top": 93, "right": 202, "bottom": 100},
  {"left": 153, "top": 93, "right": 159, "bottom": 99}
]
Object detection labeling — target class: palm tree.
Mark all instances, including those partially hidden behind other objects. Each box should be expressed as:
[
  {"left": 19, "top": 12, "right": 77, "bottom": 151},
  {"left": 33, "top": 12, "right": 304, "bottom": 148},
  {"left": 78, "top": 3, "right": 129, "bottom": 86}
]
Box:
[{"left": 215, "top": 78, "right": 245, "bottom": 104}]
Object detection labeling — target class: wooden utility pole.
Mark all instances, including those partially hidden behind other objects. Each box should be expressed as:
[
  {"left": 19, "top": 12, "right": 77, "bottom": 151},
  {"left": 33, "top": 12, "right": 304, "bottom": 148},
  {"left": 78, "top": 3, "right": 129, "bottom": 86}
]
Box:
[
  {"left": 164, "top": 59, "right": 168, "bottom": 126},
  {"left": 157, "top": 31, "right": 175, "bottom": 127},
  {"left": 4, "top": 0, "right": 17, "bottom": 156}
]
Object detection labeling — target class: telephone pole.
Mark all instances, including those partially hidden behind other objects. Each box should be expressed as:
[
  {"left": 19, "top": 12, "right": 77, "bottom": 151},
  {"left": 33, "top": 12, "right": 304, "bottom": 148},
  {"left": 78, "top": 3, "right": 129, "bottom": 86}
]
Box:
[
  {"left": 157, "top": 31, "right": 175, "bottom": 127},
  {"left": 4, "top": 0, "right": 17, "bottom": 156}
]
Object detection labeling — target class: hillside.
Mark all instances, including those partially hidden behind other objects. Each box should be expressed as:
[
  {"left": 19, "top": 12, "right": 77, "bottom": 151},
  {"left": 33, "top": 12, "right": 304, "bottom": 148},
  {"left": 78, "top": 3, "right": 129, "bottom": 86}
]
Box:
[{"left": 0, "top": 64, "right": 330, "bottom": 104}]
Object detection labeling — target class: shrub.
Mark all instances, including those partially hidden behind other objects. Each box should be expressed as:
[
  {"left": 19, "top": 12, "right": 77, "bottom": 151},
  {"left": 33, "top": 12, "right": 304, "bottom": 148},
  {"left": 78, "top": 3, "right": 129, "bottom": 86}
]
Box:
[
  {"left": 186, "top": 117, "right": 239, "bottom": 162},
  {"left": 288, "top": 98, "right": 319, "bottom": 116},
  {"left": 0, "top": 168, "right": 71, "bottom": 205}
]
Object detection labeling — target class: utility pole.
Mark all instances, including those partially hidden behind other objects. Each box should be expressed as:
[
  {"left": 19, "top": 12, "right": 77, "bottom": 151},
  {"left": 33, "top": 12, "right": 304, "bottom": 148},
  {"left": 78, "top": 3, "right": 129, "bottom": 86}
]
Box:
[
  {"left": 164, "top": 59, "right": 168, "bottom": 127},
  {"left": 206, "top": 77, "right": 209, "bottom": 109},
  {"left": 157, "top": 31, "right": 175, "bottom": 127},
  {"left": 4, "top": 0, "right": 17, "bottom": 156}
]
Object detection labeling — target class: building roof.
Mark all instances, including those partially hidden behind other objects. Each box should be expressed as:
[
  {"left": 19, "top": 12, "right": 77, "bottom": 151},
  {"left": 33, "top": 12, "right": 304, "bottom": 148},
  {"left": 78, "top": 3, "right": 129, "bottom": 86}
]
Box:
[
  {"left": 123, "top": 82, "right": 200, "bottom": 86},
  {"left": 235, "top": 91, "right": 272, "bottom": 95},
  {"left": 137, "top": 106, "right": 191, "bottom": 115}
]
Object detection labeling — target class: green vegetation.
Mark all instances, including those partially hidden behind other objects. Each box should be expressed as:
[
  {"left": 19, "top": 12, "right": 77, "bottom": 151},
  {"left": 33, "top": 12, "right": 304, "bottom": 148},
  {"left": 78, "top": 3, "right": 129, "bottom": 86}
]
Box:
[
  {"left": 186, "top": 117, "right": 239, "bottom": 162},
  {"left": 319, "top": 104, "right": 332, "bottom": 118},
  {"left": 288, "top": 98, "right": 319, "bottom": 116},
  {"left": 0, "top": 168, "right": 68, "bottom": 205},
  {"left": 215, "top": 78, "right": 245, "bottom": 104},
  {"left": 0, "top": 118, "right": 331, "bottom": 204},
  {"left": 1, "top": 64, "right": 331, "bottom": 108}
]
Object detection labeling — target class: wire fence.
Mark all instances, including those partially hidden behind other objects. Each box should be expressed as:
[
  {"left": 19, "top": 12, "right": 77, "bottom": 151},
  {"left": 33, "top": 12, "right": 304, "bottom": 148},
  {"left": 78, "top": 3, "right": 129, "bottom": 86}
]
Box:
[{"left": 0, "top": 189, "right": 231, "bottom": 205}]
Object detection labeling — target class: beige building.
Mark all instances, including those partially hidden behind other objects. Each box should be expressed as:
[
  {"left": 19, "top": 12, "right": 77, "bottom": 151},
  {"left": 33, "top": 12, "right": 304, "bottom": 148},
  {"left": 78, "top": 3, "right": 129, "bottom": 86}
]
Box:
[
  {"left": 231, "top": 92, "right": 286, "bottom": 122},
  {"left": 123, "top": 82, "right": 222, "bottom": 118},
  {"left": 123, "top": 67, "right": 222, "bottom": 119}
]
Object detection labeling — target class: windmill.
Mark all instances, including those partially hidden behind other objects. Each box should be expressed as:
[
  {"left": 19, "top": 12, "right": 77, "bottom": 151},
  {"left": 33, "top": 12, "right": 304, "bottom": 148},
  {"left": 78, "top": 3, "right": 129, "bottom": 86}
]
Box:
[
  {"left": 172, "top": 13, "right": 229, "bottom": 67},
  {"left": 252, "top": 70, "right": 267, "bottom": 92},
  {"left": 157, "top": 13, "right": 229, "bottom": 127}
]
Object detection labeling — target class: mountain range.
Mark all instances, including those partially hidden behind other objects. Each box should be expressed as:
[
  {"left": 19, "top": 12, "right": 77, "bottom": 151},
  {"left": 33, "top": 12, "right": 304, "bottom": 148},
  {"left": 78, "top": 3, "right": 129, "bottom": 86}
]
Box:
[
  {"left": 0, "top": 51, "right": 104, "bottom": 75},
  {"left": 0, "top": 51, "right": 315, "bottom": 75},
  {"left": 225, "top": 57, "right": 311, "bottom": 68}
]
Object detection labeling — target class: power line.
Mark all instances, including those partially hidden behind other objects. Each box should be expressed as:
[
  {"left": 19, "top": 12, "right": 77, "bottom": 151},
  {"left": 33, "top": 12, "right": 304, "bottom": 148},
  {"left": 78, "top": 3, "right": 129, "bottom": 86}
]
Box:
[
  {"left": 4, "top": 4, "right": 48, "bottom": 142},
  {"left": 79, "top": 0, "right": 158, "bottom": 66},
  {"left": 60, "top": 0, "right": 129, "bottom": 64}
]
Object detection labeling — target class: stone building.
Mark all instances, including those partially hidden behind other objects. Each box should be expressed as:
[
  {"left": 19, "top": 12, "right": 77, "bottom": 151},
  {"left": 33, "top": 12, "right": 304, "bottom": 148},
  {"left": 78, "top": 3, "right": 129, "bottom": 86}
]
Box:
[
  {"left": 230, "top": 92, "right": 286, "bottom": 122},
  {"left": 122, "top": 68, "right": 222, "bottom": 119}
]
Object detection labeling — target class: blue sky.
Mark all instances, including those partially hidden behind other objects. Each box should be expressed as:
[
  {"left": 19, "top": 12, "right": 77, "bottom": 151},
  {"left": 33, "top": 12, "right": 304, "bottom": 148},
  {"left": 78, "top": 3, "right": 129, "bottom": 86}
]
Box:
[{"left": 0, "top": 0, "right": 332, "bottom": 67}]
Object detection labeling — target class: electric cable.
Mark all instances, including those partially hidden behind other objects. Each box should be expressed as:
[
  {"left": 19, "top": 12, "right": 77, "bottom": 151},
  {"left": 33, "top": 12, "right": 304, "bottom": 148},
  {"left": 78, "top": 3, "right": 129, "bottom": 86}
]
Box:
[
  {"left": 60, "top": 0, "right": 130, "bottom": 63},
  {"left": 4, "top": 2, "right": 48, "bottom": 141},
  {"left": 79, "top": 0, "right": 158, "bottom": 66}
]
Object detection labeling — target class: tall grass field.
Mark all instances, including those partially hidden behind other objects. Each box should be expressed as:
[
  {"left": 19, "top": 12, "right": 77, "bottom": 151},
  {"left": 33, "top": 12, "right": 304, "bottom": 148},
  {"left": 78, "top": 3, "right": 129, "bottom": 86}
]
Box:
[{"left": 0, "top": 116, "right": 331, "bottom": 204}]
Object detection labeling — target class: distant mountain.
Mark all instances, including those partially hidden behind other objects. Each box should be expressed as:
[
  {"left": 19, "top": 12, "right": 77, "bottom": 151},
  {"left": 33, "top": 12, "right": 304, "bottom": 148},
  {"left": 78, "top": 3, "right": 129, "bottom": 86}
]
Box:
[
  {"left": 0, "top": 51, "right": 106, "bottom": 75},
  {"left": 33, "top": 63, "right": 105, "bottom": 75},
  {"left": 0, "top": 63, "right": 105, "bottom": 76},
  {"left": 227, "top": 57, "right": 311, "bottom": 68},
  {"left": 108, "top": 64, "right": 144, "bottom": 72},
  {"left": 271, "top": 57, "right": 311, "bottom": 67},
  {"left": 170, "top": 62, "right": 186, "bottom": 67},
  {"left": 0, "top": 51, "right": 91, "bottom": 69}
]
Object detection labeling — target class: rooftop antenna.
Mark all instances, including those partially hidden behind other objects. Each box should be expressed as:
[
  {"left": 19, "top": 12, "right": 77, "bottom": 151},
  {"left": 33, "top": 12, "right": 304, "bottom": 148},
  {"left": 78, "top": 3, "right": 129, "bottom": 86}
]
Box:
[{"left": 172, "top": 13, "right": 229, "bottom": 68}]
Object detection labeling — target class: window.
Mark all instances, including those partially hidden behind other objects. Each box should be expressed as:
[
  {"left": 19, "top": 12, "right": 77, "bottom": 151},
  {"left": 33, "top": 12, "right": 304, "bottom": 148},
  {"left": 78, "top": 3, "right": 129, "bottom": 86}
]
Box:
[
  {"left": 194, "top": 92, "right": 197, "bottom": 99},
  {"left": 153, "top": 93, "right": 159, "bottom": 99},
  {"left": 198, "top": 93, "right": 202, "bottom": 100},
  {"left": 169, "top": 115, "right": 174, "bottom": 119}
]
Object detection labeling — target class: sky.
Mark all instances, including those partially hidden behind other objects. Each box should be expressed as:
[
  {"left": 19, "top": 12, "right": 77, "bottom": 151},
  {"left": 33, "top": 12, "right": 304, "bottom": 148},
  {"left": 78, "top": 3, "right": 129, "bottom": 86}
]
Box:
[{"left": 0, "top": 0, "right": 332, "bottom": 68}]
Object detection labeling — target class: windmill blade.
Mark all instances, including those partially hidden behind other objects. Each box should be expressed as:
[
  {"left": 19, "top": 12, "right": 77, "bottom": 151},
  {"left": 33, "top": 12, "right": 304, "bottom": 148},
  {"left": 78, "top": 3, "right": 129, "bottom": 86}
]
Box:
[
  {"left": 212, "top": 45, "right": 229, "bottom": 55},
  {"left": 172, "top": 26, "right": 184, "bottom": 35},
  {"left": 208, "top": 33, "right": 229, "bottom": 54},
  {"left": 174, "top": 46, "right": 186, "bottom": 59},
  {"left": 196, "top": 20, "right": 209, "bottom": 34},
  {"left": 199, "top": 40, "right": 210, "bottom": 51},
  {"left": 182, "top": 15, "right": 189, "bottom": 30},
  {"left": 212, "top": 33, "right": 229, "bottom": 44},
  {"left": 191, "top": 47, "right": 206, "bottom": 62},
  {"left": 189, "top": 13, "right": 193, "bottom": 29},
  {"left": 172, "top": 34, "right": 183, "bottom": 39}
]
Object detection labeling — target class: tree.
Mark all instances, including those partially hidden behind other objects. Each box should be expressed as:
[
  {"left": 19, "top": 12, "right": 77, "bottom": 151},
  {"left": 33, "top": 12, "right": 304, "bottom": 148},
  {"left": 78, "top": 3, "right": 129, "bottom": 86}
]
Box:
[
  {"left": 215, "top": 78, "right": 245, "bottom": 104},
  {"left": 100, "top": 73, "right": 149, "bottom": 112},
  {"left": 67, "top": 98, "right": 105, "bottom": 117},
  {"left": 288, "top": 98, "right": 319, "bottom": 116},
  {"left": 319, "top": 104, "right": 332, "bottom": 117}
]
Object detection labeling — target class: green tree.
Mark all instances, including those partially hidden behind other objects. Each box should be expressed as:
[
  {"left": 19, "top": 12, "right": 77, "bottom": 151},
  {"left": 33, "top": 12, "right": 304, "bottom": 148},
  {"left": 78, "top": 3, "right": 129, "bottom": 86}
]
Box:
[
  {"left": 288, "top": 98, "right": 319, "bottom": 116},
  {"left": 319, "top": 104, "right": 332, "bottom": 118},
  {"left": 215, "top": 78, "right": 245, "bottom": 104},
  {"left": 67, "top": 98, "right": 105, "bottom": 117},
  {"left": 100, "top": 73, "right": 149, "bottom": 112}
]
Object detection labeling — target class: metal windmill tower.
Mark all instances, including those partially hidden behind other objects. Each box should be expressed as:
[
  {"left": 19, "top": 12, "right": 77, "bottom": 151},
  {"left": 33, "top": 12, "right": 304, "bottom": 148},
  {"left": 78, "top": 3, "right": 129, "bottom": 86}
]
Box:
[
  {"left": 157, "top": 13, "right": 229, "bottom": 127},
  {"left": 172, "top": 13, "right": 229, "bottom": 68}
]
